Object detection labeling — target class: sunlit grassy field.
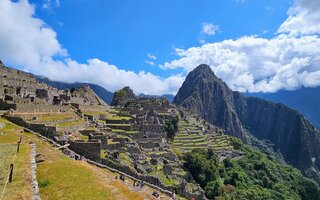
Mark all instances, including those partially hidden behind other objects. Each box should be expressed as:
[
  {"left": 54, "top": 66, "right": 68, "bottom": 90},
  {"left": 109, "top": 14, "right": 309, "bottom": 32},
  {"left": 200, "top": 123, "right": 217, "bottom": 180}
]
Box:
[
  {"left": 0, "top": 117, "right": 171, "bottom": 200},
  {"left": 0, "top": 118, "right": 33, "bottom": 200}
]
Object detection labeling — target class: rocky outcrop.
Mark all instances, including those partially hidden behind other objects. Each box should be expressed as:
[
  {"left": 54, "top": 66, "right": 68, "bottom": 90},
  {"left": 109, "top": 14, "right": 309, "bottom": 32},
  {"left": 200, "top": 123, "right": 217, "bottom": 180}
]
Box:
[
  {"left": 70, "top": 85, "right": 107, "bottom": 105},
  {"left": 174, "top": 64, "right": 320, "bottom": 181},
  {"left": 111, "top": 86, "right": 136, "bottom": 107}
]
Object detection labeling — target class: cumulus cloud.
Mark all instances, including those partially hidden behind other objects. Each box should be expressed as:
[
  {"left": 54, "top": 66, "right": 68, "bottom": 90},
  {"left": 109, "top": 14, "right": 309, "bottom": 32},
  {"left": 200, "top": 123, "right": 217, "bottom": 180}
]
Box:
[
  {"left": 147, "top": 53, "right": 157, "bottom": 60},
  {"left": 278, "top": 0, "right": 320, "bottom": 35},
  {"left": 161, "top": 0, "right": 320, "bottom": 93},
  {"left": 145, "top": 60, "right": 155, "bottom": 66},
  {"left": 0, "top": 0, "right": 183, "bottom": 95},
  {"left": 201, "top": 22, "right": 219, "bottom": 36}
]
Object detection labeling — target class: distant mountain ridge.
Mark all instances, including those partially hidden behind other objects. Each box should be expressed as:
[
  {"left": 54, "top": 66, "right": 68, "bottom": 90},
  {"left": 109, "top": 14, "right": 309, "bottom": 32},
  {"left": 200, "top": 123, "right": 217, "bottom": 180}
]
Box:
[
  {"left": 37, "top": 77, "right": 175, "bottom": 105},
  {"left": 246, "top": 87, "right": 320, "bottom": 129},
  {"left": 173, "top": 64, "right": 320, "bottom": 183},
  {"left": 36, "top": 76, "right": 114, "bottom": 105}
]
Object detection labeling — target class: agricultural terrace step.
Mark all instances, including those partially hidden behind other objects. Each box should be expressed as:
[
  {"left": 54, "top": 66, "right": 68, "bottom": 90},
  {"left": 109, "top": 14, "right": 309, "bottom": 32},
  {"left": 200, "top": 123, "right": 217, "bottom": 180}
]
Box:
[
  {"left": 210, "top": 141, "right": 230, "bottom": 146},
  {"left": 178, "top": 146, "right": 208, "bottom": 150},
  {"left": 213, "top": 146, "right": 235, "bottom": 152},
  {"left": 211, "top": 146, "right": 234, "bottom": 151},
  {"left": 175, "top": 135, "right": 204, "bottom": 139},
  {"left": 175, "top": 137, "right": 206, "bottom": 142},
  {"left": 176, "top": 133, "right": 201, "bottom": 137},
  {"left": 174, "top": 142, "right": 208, "bottom": 147}
]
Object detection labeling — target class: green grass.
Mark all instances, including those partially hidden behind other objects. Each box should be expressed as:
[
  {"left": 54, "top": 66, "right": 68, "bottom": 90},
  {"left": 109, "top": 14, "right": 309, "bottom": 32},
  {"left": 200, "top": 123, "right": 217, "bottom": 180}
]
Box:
[
  {"left": 79, "top": 134, "right": 89, "bottom": 140},
  {"left": 111, "top": 129, "right": 137, "bottom": 134},
  {"left": 1, "top": 143, "right": 33, "bottom": 199},
  {"left": 119, "top": 152, "right": 132, "bottom": 167},
  {"left": 107, "top": 116, "right": 131, "bottom": 121},
  {"left": 0, "top": 144, "right": 17, "bottom": 191},
  {"left": 36, "top": 114, "right": 76, "bottom": 122},
  {"left": 82, "top": 111, "right": 109, "bottom": 116},
  {"left": 0, "top": 118, "right": 33, "bottom": 199},
  {"left": 101, "top": 149, "right": 107, "bottom": 158},
  {"left": 148, "top": 162, "right": 179, "bottom": 187},
  {"left": 106, "top": 124, "right": 131, "bottom": 127},
  {"left": 56, "top": 119, "right": 85, "bottom": 127},
  {"left": 0, "top": 118, "right": 170, "bottom": 200}
]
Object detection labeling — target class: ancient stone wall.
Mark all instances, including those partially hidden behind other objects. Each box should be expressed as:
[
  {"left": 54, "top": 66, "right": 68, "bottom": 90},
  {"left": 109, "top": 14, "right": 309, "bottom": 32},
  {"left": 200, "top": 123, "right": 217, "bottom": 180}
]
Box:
[
  {"left": 3, "top": 115, "right": 57, "bottom": 139},
  {"left": 69, "top": 140, "right": 101, "bottom": 162},
  {"left": 0, "top": 99, "right": 16, "bottom": 110},
  {"left": 15, "top": 104, "right": 72, "bottom": 113},
  {"left": 89, "top": 133, "right": 107, "bottom": 149},
  {"left": 101, "top": 158, "right": 175, "bottom": 192}
]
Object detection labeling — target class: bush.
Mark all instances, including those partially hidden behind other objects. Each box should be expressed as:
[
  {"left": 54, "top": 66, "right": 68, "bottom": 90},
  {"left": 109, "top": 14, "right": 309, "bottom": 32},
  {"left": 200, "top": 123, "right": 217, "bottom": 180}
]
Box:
[{"left": 205, "top": 180, "right": 223, "bottom": 199}]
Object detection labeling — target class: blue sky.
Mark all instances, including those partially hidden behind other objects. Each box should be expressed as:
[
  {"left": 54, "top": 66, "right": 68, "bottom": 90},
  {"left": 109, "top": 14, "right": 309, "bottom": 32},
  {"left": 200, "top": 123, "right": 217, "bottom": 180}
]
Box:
[
  {"left": 30, "top": 0, "right": 291, "bottom": 78},
  {"left": 0, "top": 0, "right": 320, "bottom": 95}
]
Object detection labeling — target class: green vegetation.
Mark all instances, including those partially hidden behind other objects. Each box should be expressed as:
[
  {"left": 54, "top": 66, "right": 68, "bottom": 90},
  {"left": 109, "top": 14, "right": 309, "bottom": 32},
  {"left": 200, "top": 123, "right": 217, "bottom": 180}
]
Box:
[
  {"left": 114, "top": 89, "right": 126, "bottom": 97},
  {"left": 0, "top": 118, "right": 166, "bottom": 200},
  {"left": 106, "top": 124, "right": 131, "bottom": 127},
  {"left": 107, "top": 116, "right": 131, "bottom": 121},
  {"left": 82, "top": 110, "right": 111, "bottom": 117},
  {"left": 164, "top": 115, "right": 179, "bottom": 138},
  {"left": 0, "top": 118, "right": 33, "bottom": 199},
  {"left": 79, "top": 134, "right": 89, "bottom": 140},
  {"left": 101, "top": 149, "right": 107, "bottom": 158},
  {"left": 148, "top": 162, "right": 179, "bottom": 187},
  {"left": 57, "top": 119, "right": 85, "bottom": 127},
  {"left": 111, "top": 129, "right": 137, "bottom": 134},
  {"left": 36, "top": 114, "right": 76, "bottom": 122},
  {"left": 184, "top": 138, "right": 320, "bottom": 200}
]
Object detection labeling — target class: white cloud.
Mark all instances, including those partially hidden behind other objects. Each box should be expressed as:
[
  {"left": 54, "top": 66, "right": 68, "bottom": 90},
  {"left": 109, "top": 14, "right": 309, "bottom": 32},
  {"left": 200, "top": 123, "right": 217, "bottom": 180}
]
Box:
[
  {"left": 0, "top": 0, "right": 183, "bottom": 95},
  {"left": 199, "top": 39, "right": 206, "bottom": 44},
  {"left": 201, "top": 23, "right": 219, "bottom": 36},
  {"left": 278, "top": 0, "right": 320, "bottom": 36},
  {"left": 161, "top": 34, "right": 320, "bottom": 93},
  {"left": 1, "top": 0, "right": 320, "bottom": 95},
  {"left": 145, "top": 60, "right": 155, "bottom": 66},
  {"left": 147, "top": 53, "right": 157, "bottom": 60},
  {"left": 160, "top": 0, "right": 320, "bottom": 93}
]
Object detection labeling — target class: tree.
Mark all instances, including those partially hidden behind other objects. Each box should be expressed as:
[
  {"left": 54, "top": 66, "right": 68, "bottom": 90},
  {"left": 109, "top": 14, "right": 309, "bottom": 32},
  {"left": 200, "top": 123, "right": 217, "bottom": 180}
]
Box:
[{"left": 205, "top": 180, "right": 223, "bottom": 199}]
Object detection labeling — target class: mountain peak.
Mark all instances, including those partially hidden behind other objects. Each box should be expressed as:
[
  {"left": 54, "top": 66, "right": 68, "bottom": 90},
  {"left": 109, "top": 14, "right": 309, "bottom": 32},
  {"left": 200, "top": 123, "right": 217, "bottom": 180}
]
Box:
[{"left": 193, "top": 64, "right": 213, "bottom": 73}]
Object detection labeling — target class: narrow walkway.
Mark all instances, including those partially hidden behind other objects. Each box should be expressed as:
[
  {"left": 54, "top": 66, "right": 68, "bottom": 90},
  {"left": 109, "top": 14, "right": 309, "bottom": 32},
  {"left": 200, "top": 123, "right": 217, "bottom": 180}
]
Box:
[{"left": 30, "top": 143, "right": 40, "bottom": 200}]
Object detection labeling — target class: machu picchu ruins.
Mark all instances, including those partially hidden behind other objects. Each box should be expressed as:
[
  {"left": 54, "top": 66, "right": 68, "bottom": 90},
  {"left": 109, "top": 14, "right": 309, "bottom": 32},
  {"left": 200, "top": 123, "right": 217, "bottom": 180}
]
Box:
[
  {"left": 0, "top": 60, "right": 248, "bottom": 199},
  {"left": 2, "top": 58, "right": 320, "bottom": 200}
]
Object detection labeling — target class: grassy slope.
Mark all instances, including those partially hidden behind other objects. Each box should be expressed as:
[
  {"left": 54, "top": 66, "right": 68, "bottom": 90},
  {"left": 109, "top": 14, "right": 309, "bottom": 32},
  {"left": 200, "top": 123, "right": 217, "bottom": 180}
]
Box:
[
  {"left": 0, "top": 117, "right": 33, "bottom": 200},
  {"left": 0, "top": 117, "right": 171, "bottom": 200}
]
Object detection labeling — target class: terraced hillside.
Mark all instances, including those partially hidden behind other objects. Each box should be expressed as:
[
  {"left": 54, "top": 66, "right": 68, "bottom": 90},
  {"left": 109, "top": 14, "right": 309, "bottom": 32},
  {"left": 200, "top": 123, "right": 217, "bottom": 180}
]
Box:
[
  {"left": 0, "top": 117, "right": 172, "bottom": 200},
  {"left": 173, "top": 113, "right": 240, "bottom": 160},
  {"left": 173, "top": 116, "right": 208, "bottom": 151}
]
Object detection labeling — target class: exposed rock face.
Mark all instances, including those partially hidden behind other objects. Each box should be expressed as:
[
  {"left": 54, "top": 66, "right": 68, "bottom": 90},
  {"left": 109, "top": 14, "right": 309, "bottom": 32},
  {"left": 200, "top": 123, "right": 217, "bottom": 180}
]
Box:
[
  {"left": 69, "top": 85, "right": 106, "bottom": 105},
  {"left": 111, "top": 86, "right": 136, "bottom": 107},
  {"left": 173, "top": 64, "right": 245, "bottom": 140},
  {"left": 174, "top": 64, "right": 320, "bottom": 180}
]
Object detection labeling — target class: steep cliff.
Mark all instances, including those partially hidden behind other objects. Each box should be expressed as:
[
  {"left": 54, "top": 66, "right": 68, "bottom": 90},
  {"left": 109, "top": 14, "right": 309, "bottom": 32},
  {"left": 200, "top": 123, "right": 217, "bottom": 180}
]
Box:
[
  {"left": 173, "top": 64, "right": 246, "bottom": 140},
  {"left": 174, "top": 64, "right": 320, "bottom": 181}
]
